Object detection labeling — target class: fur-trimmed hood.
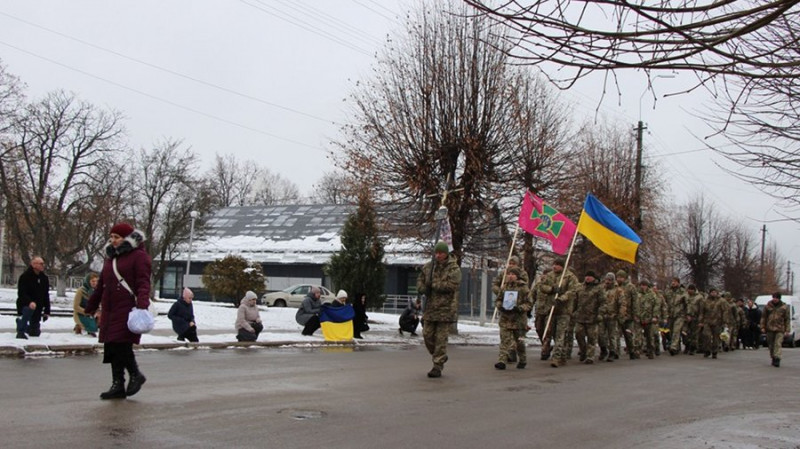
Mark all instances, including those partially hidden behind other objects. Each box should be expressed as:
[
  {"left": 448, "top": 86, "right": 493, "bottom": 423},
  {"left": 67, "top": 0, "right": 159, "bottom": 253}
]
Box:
[{"left": 105, "top": 228, "right": 147, "bottom": 258}]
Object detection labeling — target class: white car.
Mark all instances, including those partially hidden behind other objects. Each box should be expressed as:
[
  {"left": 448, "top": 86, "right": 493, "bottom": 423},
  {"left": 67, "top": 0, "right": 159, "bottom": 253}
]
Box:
[{"left": 260, "top": 284, "right": 335, "bottom": 308}]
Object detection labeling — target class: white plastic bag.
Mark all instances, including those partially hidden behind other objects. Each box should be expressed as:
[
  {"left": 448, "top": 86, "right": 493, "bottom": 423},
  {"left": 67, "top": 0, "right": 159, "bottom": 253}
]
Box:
[{"left": 128, "top": 307, "right": 155, "bottom": 334}]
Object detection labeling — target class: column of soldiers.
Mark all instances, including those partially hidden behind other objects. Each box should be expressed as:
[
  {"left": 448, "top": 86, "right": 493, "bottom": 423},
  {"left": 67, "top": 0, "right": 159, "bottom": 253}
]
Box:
[{"left": 493, "top": 256, "right": 772, "bottom": 368}]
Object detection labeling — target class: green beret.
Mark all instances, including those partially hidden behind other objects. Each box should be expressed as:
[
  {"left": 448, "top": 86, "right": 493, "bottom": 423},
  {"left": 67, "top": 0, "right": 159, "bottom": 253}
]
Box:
[{"left": 434, "top": 241, "right": 449, "bottom": 253}]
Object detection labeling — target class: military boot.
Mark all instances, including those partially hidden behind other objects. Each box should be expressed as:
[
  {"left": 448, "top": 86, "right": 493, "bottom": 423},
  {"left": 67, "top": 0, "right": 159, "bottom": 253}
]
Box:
[
  {"left": 598, "top": 348, "right": 608, "bottom": 361},
  {"left": 772, "top": 358, "right": 781, "bottom": 367}
]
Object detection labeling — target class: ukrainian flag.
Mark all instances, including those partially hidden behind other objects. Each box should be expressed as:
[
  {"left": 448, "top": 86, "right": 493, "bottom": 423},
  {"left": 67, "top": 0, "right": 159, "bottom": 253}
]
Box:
[
  {"left": 577, "top": 194, "right": 642, "bottom": 264},
  {"left": 320, "top": 304, "right": 355, "bottom": 341}
]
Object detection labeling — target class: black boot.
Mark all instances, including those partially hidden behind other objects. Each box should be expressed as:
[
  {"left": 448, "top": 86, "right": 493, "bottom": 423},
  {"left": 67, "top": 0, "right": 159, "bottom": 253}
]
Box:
[
  {"left": 100, "top": 364, "right": 127, "bottom": 400},
  {"left": 126, "top": 356, "right": 147, "bottom": 397}
]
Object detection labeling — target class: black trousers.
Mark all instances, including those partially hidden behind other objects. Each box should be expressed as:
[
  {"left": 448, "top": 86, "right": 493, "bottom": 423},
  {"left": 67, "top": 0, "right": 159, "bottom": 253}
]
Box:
[
  {"left": 103, "top": 342, "right": 140, "bottom": 379},
  {"left": 302, "top": 316, "right": 321, "bottom": 336},
  {"left": 179, "top": 326, "right": 199, "bottom": 342},
  {"left": 237, "top": 322, "right": 263, "bottom": 342}
]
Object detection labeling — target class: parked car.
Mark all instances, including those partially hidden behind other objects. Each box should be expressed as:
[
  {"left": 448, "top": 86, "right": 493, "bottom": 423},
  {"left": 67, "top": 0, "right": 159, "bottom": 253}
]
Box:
[
  {"left": 261, "top": 284, "right": 336, "bottom": 307},
  {"left": 754, "top": 295, "right": 800, "bottom": 348}
]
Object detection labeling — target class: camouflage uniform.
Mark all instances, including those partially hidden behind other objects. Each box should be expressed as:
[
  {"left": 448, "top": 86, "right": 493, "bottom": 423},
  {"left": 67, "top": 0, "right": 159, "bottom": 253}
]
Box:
[
  {"left": 573, "top": 276, "right": 604, "bottom": 363},
  {"left": 760, "top": 297, "right": 790, "bottom": 366},
  {"left": 684, "top": 289, "right": 704, "bottom": 354},
  {"left": 598, "top": 275, "right": 621, "bottom": 361},
  {"left": 666, "top": 285, "right": 689, "bottom": 354},
  {"left": 494, "top": 271, "right": 532, "bottom": 368},
  {"left": 637, "top": 283, "right": 661, "bottom": 359},
  {"left": 697, "top": 290, "right": 728, "bottom": 357},
  {"left": 616, "top": 271, "right": 641, "bottom": 359},
  {"left": 493, "top": 260, "right": 530, "bottom": 362},
  {"left": 653, "top": 288, "right": 668, "bottom": 354},
  {"left": 542, "top": 267, "right": 580, "bottom": 367},
  {"left": 723, "top": 293, "right": 744, "bottom": 350},
  {"left": 533, "top": 272, "right": 556, "bottom": 360},
  {"left": 417, "top": 252, "right": 462, "bottom": 376}
]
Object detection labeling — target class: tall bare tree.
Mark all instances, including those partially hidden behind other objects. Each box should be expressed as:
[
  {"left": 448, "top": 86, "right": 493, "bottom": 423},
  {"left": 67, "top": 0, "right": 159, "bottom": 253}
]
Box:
[
  {"left": 206, "top": 153, "right": 261, "bottom": 208},
  {"left": 0, "top": 60, "right": 24, "bottom": 138},
  {"left": 309, "top": 171, "right": 355, "bottom": 205},
  {"left": 720, "top": 223, "right": 760, "bottom": 299},
  {"left": 0, "top": 90, "right": 125, "bottom": 294},
  {"left": 672, "top": 195, "right": 730, "bottom": 291},
  {"left": 251, "top": 170, "right": 301, "bottom": 205}
]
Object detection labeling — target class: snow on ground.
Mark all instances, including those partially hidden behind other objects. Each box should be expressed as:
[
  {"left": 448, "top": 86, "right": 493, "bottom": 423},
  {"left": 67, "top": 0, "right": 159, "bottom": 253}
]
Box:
[{"left": 0, "top": 288, "right": 504, "bottom": 350}]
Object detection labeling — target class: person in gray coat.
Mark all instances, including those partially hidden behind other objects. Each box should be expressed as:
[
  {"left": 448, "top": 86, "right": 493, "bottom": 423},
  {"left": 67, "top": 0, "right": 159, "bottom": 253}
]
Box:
[
  {"left": 295, "top": 286, "right": 322, "bottom": 336},
  {"left": 236, "top": 291, "right": 263, "bottom": 342}
]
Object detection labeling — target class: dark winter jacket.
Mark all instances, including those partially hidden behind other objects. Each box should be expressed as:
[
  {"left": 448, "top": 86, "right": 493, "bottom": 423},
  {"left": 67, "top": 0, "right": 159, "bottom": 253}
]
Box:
[
  {"left": 85, "top": 230, "right": 152, "bottom": 344},
  {"left": 16, "top": 265, "right": 51, "bottom": 317},
  {"left": 295, "top": 293, "right": 321, "bottom": 325},
  {"left": 168, "top": 298, "right": 195, "bottom": 336}
]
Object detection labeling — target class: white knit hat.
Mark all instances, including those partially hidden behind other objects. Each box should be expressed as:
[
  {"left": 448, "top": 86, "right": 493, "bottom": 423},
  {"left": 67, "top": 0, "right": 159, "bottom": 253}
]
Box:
[
  {"left": 243, "top": 291, "right": 258, "bottom": 301},
  {"left": 336, "top": 289, "right": 348, "bottom": 299}
]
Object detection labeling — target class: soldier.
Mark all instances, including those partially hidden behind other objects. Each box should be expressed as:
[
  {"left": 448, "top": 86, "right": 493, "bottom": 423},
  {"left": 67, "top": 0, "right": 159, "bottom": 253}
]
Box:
[
  {"left": 533, "top": 268, "right": 555, "bottom": 360},
  {"left": 760, "top": 292, "right": 791, "bottom": 367},
  {"left": 724, "top": 292, "right": 745, "bottom": 351},
  {"left": 573, "top": 270, "right": 604, "bottom": 364},
  {"left": 540, "top": 258, "right": 580, "bottom": 368},
  {"left": 683, "top": 284, "right": 704, "bottom": 355},
  {"left": 651, "top": 285, "right": 668, "bottom": 355},
  {"left": 598, "top": 272, "right": 621, "bottom": 362},
  {"left": 637, "top": 279, "right": 661, "bottom": 359},
  {"left": 494, "top": 266, "right": 532, "bottom": 369},
  {"left": 616, "top": 270, "right": 641, "bottom": 360},
  {"left": 417, "top": 241, "right": 462, "bottom": 378},
  {"left": 697, "top": 287, "right": 728, "bottom": 359},
  {"left": 666, "top": 279, "right": 690, "bottom": 356},
  {"left": 492, "top": 255, "right": 529, "bottom": 363}
]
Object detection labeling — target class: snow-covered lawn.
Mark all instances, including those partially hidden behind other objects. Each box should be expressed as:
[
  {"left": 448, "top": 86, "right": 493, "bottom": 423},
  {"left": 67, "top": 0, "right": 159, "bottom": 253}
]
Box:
[{"left": 0, "top": 288, "right": 504, "bottom": 350}]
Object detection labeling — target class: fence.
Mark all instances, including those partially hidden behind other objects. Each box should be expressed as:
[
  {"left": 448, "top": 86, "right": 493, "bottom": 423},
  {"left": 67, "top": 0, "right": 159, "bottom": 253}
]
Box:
[{"left": 381, "top": 294, "right": 415, "bottom": 314}]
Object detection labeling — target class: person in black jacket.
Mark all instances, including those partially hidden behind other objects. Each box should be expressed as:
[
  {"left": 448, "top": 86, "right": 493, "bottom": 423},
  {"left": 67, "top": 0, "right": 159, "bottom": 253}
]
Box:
[
  {"left": 168, "top": 288, "right": 198, "bottom": 342},
  {"left": 16, "top": 257, "right": 51, "bottom": 339},
  {"left": 352, "top": 292, "right": 369, "bottom": 339},
  {"left": 744, "top": 298, "right": 762, "bottom": 349},
  {"left": 399, "top": 298, "right": 421, "bottom": 336}
]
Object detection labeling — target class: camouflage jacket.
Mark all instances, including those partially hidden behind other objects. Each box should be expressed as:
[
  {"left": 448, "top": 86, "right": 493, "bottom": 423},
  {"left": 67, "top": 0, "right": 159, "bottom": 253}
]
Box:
[
  {"left": 617, "top": 281, "right": 640, "bottom": 322},
  {"left": 686, "top": 292, "right": 705, "bottom": 317},
  {"left": 573, "top": 280, "right": 605, "bottom": 324},
  {"left": 417, "top": 254, "right": 462, "bottom": 322},
  {"left": 698, "top": 296, "right": 728, "bottom": 327},
  {"left": 537, "top": 269, "right": 580, "bottom": 317},
  {"left": 726, "top": 302, "right": 745, "bottom": 328},
  {"left": 492, "top": 267, "right": 529, "bottom": 297},
  {"left": 599, "top": 283, "right": 621, "bottom": 320},
  {"left": 664, "top": 287, "right": 687, "bottom": 320},
  {"left": 494, "top": 278, "right": 532, "bottom": 329},
  {"left": 638, "top": 290, "right": 661, "bottom": 322},
  {"left": 760, "top": 300, "right": 790, "bottom": 333}
]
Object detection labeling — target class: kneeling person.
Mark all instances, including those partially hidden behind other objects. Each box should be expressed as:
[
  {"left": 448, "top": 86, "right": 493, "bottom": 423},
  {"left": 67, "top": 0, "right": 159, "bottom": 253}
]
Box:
[
  {"left": 236, "top": 291, "right": 263, "bottom": 342},
  {"left": 168, "top": 287, "right": 198, "bottom": 342}
]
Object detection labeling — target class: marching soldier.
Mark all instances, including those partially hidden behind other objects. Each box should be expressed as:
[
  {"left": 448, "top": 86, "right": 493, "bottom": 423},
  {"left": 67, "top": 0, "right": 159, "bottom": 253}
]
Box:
[
  {"left": 616, "top": 270, "right": 641, "bottom": 360},
  {"left": 598, "top": 272, "right": 621, "bottom": 362},
  {"left": 683, "top": 285, "right": 704, "bottom": 355},
  {"left": 760, "top": 292, "right": 791, "bottom": 367},
  {"left": 697, "top": 287, "right": 728, "bottom": 359},
  {"left": 573, "top": 270, "right": 604, "bottom": 364},
  {"left": 540, "top": 259, "right": 580, "bottom": 368},
  {"left": 637, "top": 279, "right": 660, "bottom": 359},
  {"left": 494, "top": 266, "right": 532, "bottom": 369}
]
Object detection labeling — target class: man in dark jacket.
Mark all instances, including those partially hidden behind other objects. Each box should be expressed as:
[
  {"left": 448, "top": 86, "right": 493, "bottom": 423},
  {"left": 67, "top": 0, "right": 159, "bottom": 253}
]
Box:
[
  {"left": 16, "top": 257, "right": 50, "bottom": 339},
  {"left": 295, "top": 287, "right": 322, "bottom": 336},
  {"left": 399, "top": 298, "right": 421, "bottom": 336},
  {"left": 168, "top": 287, "right": 198, "bottom": 342}
]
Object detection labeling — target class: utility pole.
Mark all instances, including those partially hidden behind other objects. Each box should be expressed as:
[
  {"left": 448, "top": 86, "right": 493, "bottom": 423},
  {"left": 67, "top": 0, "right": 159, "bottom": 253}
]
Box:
[
  {"left": 634, "top": 120, "right": 645, "bottom": 232},
  {"left": 760, "top": 224, "right": 767, "bottom": 292},
  {"left": 786, "top": 261, "right": 791, "bottom": 293}
]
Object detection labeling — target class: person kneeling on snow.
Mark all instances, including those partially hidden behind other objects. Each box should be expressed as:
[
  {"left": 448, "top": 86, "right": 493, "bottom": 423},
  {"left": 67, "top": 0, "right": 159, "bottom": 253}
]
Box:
[
  {"left": 168, "top": 287, "right": 198, "bottom": 342},
  {"left": 235, "top": 291, "right": 263, "bottom": 342}
]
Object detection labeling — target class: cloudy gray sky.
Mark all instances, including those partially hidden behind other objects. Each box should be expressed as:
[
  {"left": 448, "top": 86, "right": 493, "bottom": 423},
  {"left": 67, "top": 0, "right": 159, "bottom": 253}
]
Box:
[{"left": 1, "top": 0, "right": 797, "bottom": 279}]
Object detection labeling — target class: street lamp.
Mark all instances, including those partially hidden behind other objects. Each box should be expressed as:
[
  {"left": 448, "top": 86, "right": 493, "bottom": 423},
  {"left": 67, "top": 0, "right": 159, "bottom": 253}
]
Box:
[{"left": 185, "top": 211, "right": 199, "bottom": 287}]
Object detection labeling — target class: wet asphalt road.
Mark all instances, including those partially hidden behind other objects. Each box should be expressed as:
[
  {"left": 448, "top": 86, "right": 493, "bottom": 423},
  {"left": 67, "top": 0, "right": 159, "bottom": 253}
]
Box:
[{"left": 1, "top": 345, "right": 799, "bottom": 449}]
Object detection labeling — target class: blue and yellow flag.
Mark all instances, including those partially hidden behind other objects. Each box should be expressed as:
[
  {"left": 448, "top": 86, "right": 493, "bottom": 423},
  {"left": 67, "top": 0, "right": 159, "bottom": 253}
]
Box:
[
  {"left": 577, "top": 194, "right": 642, "bottom": 264},
  {"left": 320, "top": 304, "right": 355, "bottom": 341}
]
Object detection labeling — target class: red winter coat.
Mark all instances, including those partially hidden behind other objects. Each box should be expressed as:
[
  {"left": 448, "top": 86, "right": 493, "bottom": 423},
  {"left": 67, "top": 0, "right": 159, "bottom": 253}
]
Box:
[{"left": 85, "top": 237, "right": 152, "bottom": 344}]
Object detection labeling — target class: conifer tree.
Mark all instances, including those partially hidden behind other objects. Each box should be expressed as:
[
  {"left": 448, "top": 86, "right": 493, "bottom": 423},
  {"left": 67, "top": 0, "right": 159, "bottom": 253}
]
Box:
[
  {"left": 325, "top": 191, "right": 386, "bottom": 309},
  {"left": 202, "top": 255, "right": 266, "bottom": 306}
]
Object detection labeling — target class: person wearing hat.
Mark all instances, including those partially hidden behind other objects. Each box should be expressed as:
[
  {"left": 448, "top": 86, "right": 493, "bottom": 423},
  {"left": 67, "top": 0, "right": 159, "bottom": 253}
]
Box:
[
  {"left": 237, "top": 290, "right": 263, "bottom": 341},
  {"left": 598, "top": 272, "right": 621, "bottom": 361},
  {"left": 399, "top": 297, "right": 421, "bottom": 337},
  {"left": 492, "top": 255, "right": 529, "bottom": 363},
  {"left": 573, "top": 270, "right": 604, "bottom": 364},
  {"left": 760, "top": 292, "right": 791, "bottom": 367},
  {"left": 697, "top": 287, "right": 728, "bottom": 358},
  {"left": 416, "top": 240, "right": 462, "bottom": 378},
  {"left": 84, "top": 222, "right": 151, "bottom": 400},
  {"left": 637, "top": 279, "right": 660, "bottom": 359},
  {"left": 682, "top": 284, "right": 704, "bottom": 355},
  {"left": 168, "top": 287, "right": 198, "bottom": 342},
  {"left": 295, "top": 286, "right": 322, "bottom": 336},
  {"left": 536, "top": 258, "right": 580, "bottom": 368},
  {"left": 616, "top": 270, "right": 642, "bottom": 360},
  {"left": 494, "top": 266, "right": 532, "bottom": 370},
  {"left": 331, "top": 289, "right": 348, "bottom": 307}
]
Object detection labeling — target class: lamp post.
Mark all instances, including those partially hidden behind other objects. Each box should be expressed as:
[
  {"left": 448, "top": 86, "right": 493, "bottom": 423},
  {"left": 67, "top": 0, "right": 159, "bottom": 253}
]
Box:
[{"left": 185, "top": 211, "right": 199, "bottom": 288}]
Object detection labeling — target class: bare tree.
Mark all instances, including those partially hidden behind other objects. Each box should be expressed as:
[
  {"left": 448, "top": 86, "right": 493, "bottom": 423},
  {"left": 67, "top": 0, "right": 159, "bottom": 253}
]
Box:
[
  {"left": 308, "top": 171, "right": 355, "bottom": 205},
  {"left": 251, "top": 170, "right": 301, "bottom": 205},
  {"left": 720, "top": 223, "right": 760, "bottom": 299},
  {"left": 125, "top": 139, "right": 212, "bottom": 296},
  {"left": 672, "top": 195, "right": 730, "bottom": 291},
  {"left": 0, "top": 90, "right": 125, "bottom": 294},
  {"left": 206, "top": 153, "right": 261, "bottom": 208},
  {"left": 0, "top": 60, "right": 25, "bottom": 138}
]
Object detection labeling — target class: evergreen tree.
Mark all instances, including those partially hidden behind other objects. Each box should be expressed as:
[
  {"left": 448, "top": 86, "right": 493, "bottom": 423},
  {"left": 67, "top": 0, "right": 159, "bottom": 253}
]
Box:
[
  {"left": 325, "top": 191, "right": 386, "bottom": 309},
  {"left": 202, "top": 255, "right": 266, "bottom": 306}
]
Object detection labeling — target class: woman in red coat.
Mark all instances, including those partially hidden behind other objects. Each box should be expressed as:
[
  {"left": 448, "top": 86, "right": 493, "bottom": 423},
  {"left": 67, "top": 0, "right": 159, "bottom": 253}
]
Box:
[{"left": 85, "top": 223, "right": 152, "bottom": 400}]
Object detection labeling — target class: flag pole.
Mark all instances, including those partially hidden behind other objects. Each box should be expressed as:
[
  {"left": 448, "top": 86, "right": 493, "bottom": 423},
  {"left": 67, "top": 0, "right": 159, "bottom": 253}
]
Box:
[
  {"left": 491, "top": 223, "right": 520, "bottom": 325},
  {"left": 540, "top": 220, "right": 581, "bottom": 345}
]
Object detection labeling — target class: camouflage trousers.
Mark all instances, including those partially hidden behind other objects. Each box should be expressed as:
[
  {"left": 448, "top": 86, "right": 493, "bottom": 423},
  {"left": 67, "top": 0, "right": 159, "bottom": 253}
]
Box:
[
  {"left": 551, "top": 315, "right": 572, "bottom": 362},
  {"left": 669, "top": 317, "right": 686, "bottom": 353},
  {"left": 642, "top": 322, "right": 659, "bottom": 357},
  {"left": 622, "top": 320, "right": 641, "bottom": 356},
  {"left": 498, "top": 328, "right": 527, "bottom": 364},
  {"left": 766, "top": 331, "right": 783, "bottom": 360},
  {"left": 535, "top": 313, "right": 554, "bottom": 357},
  {"left": 565, "top": 317, "right": 576, "bottom": 358},
  {"left": 598, "top": 318, "right": 620, "bottom": 355},
  {"left": 728, "top": 325, "right": 739, "bottom": 349},
  {"left": 574, "top": 322, "right": 598, "bottom": 360},
  {"left": 423, "top": 320, "right": 451, "bottom": 369},
  {"left": 683, "top": 318, "right": 699, "bottom": 351},
  {"left": 700, "top": 324, "right": 723, "bottom": 354}
]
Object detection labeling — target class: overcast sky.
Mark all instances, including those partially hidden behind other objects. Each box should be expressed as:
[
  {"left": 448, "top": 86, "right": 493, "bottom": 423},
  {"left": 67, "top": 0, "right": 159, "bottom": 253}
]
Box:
[{"left": 0, "top": 0, "right": 797, "bottom": 280}]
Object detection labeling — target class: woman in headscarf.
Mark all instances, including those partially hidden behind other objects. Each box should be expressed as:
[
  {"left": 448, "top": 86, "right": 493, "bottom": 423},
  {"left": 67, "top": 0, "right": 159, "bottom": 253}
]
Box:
[
  {"left": 73, "top": 272, "right": 99, "bottom": 337},
  {"left": 85, "top": 222, "right": 152, "bottom": 400}
]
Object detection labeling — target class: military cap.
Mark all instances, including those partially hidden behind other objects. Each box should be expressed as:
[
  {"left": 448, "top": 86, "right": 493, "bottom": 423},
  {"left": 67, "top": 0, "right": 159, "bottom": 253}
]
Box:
[
  {"left": 616, "top": 270, "right": 628, "bottom": 279},
  {"left": 708, "top": 286, "right": 719, "bottom": 292},
  {"left": 507, "top": 266, "right": 522, "bottom": 277},
  {"left": 509, "top": 255, "right": 520, "bottom": 265},
  {"left": 434, "top": 240, "right": 448, "bottom": 253},
  {"left": 687, "top": 284, "right": 697, "bottom": 290},
  {"left": 553, "top": 258, "right": 566, "bottom": 267},
  {"left": 604, "top": 272, "right": 616, "bottom": 280},
  {"left": 639, "top": 278, "right": 651, "bottom": 287},
  {"left": 722, "top": 291, "right": 732, "bottom": 298},
  {"left": 585, "top": 270, "right": 597, "bottom": 279}
]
